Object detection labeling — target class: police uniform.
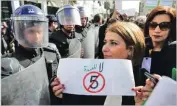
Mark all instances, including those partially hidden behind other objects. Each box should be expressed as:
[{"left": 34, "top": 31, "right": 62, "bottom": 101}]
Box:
[
  {"left": 49, "top": 29, "right": 82, "bottom": 58},
  {"left": 1, "top": 4, "right": 60, "bottom": 105},
  {"left": 1, "top": 44, "right": 59, "bottom": 79},
  {"left": 75, "top": 23, "right": 90, "bottom": 39},
  {"left": 50, "top": 5, "right": 83, "bottom": 58},
  {"left": 46, "top": 15, "right": 58, "bottom": 37},
  {"left": 76, "top": 6, "right": 91, "bottom": 41}
]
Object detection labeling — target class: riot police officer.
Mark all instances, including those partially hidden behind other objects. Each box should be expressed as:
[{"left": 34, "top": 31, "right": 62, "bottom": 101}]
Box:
[
  {"left": 49, "top": 4, "right": 82, "bottom": 58},
  {"left": 46, "top": 14, "right": 59, "bottom": 36},
  {"left": 1, "top": 4, "right": 60, "bottom": 105},
  {"left": 75, "top": 6, "right": 91, "bottom": 39}
]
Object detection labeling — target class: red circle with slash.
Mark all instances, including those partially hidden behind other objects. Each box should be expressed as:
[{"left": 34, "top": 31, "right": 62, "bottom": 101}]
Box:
[{"left": 83, "top": 71, "right": 105, "bottom": 93}]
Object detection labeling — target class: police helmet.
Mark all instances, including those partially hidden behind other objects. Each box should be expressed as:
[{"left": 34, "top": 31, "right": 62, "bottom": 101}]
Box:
[{"left": 11, "top": 4, "right": 48, "bottom": 48}]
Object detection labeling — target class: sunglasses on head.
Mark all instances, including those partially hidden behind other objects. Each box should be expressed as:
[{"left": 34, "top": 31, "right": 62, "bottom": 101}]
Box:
[{"left": 148, "top": 22, "right": 171, "bottom": 31}]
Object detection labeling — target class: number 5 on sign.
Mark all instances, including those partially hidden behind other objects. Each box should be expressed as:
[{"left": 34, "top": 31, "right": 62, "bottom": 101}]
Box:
[
  {"left": 90, "top": 75, "right": 99, "bottom": 89},
  {"left": 83, "top": 72, "right": 105, "bottom": 93},
  {"left": 57, "top": 58, "right": 135, "bottom": 96}
]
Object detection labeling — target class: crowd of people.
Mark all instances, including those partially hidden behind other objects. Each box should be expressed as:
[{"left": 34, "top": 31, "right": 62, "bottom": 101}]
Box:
[{"left": 1, "top": 3, "right": 176, "bottom": 105}]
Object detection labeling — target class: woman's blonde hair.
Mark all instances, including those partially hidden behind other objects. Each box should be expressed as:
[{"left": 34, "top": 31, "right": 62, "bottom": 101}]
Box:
[{"left": 106, "top": 22, "right": 145, "bottom": 66}]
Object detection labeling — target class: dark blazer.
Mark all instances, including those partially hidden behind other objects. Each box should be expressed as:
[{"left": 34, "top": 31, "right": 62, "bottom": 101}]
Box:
[{"left": 139, "top": 37, "right": 176, "bottom": 85}]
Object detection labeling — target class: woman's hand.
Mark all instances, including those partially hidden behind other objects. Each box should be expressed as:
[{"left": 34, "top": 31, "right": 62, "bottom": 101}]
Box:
[
  {"left": 50, "top": 77, "right": 65, "bottom": 98},
  {"left": 132, "top": 74, "right": 161, "bottom": 105}
]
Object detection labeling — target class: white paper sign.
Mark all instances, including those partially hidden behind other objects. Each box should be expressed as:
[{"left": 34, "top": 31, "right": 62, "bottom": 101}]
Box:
[
  {"left": 145, "top": 76, "right": 177, "bottom": 106},
  {"left": 57, "top": 58, "right": 135, "bottom": 96}
]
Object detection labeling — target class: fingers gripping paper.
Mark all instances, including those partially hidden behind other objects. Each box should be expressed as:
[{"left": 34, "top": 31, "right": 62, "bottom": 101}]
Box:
[{"left": 1, "top": 57, "right": 50, "bottom": 105}]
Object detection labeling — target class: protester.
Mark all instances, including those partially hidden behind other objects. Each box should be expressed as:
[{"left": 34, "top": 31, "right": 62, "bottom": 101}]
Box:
[
  {"left": 51, "top": 21, "right": 145, "bottom": 105},
  {"left": 140, "top": 6, "right": 176, "bottom": 85}
]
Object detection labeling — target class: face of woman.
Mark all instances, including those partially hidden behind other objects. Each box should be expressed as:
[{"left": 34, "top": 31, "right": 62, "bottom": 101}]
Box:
[
  {"left": 149, "top": 14, "right": 171, "bottom": 43},
  {"left": 102, "top": 31, "right": 130, "bottom": 59}
]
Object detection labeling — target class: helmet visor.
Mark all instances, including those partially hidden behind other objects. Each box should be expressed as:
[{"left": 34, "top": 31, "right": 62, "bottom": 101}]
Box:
[
  {"left": 57, "top": 8, "right": 81, "bottom": 26},
  {"left": 13, "top": 20, "right": 48, "bottom": 48}
]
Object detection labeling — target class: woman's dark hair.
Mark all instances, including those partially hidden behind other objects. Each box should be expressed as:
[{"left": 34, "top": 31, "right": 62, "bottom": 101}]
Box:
[{"left": 144, "top": 6, "right": 176, "bottom": 41}]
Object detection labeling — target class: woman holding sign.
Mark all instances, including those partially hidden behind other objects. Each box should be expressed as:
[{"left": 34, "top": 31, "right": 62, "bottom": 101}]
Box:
[
  {"left": 51, "top": 21, "right": 146, "bottom": 105},
  {"left": 102, "top": 22, "right": 145, "bottom": 105}
]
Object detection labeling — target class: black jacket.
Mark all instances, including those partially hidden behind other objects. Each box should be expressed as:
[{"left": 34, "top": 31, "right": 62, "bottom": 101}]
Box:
[
  {"left": 139, "top": 37, "right": 176, "bottom": 85},
  {"left": 49, "top": 30, "right": 78, "bottom": 58}
]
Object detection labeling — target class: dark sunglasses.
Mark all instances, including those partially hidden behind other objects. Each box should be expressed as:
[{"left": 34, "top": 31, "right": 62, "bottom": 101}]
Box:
[{"left": 149, "top": 22, "right": 171, "bottom": 31}]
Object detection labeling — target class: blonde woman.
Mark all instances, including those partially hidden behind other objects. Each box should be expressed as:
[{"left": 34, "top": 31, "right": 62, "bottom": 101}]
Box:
[{"left": 51, "top": 22, "right": 146, "bottom": 105}]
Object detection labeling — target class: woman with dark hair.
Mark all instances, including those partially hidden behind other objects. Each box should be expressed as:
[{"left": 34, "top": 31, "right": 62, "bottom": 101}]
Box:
[
  {"left": 144, "top": 6, "right": 176, "bottom": 41},
  {"left": 140, "top": 6, "right": 176, "bottom": 85}
]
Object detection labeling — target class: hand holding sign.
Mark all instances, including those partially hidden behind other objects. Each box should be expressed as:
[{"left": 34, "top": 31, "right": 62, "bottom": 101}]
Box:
[
  {"left": 50, "top": 77, "right": 65, "bottom": 98},
  {"left": 57, "top": 58, "right": 135, "bottom": 96},
  {"left": 132, "top": 74, "right": 161, "bottom": 105}
]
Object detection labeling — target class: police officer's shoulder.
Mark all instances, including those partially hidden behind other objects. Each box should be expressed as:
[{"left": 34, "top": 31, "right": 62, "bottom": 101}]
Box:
[
  {"left": 89, "top": 24, "right": 94, "bottom": 28},
  {"left": 43, "top": 43, "right": 61, "bottom": 56},
  {"left": 49, "top": 30, "right": 65, "bottom": 42},
  {"left": 75, "top": 32, "right": 84, "bottom": 42},
  {"left": 1, "top": 56, "right": 24, "bottom": 78},
  {"left": 43, "top": 43, "right": 61, "bottom": 62},
  {"left": 86, "top": 22, "right": 92, "bottom": 28},
  {"left": 44, "top": 43, "right": 57, "bottom": 52},
  {"left": 1, "top": 52, "right": 14, "bottom": 58}
]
